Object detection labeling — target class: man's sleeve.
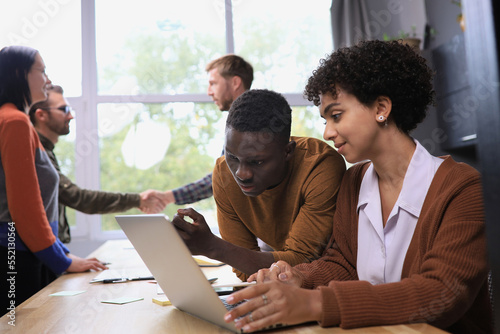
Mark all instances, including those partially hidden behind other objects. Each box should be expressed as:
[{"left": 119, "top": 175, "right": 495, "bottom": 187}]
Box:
[
  {"left": 171, "top": 173, "right": 213, "bottom": 205},
  {"left": 58, "top": 173, "right": 141, "bottom": 214},
  {"left": 213, "top": 162, "right": 259, "bottom": 281},
  {"left": 293, "top": 162, "right": 367, "bottom": 289},
  {"left": 271, "top": 151, "right": 346, "bottom": 267}
]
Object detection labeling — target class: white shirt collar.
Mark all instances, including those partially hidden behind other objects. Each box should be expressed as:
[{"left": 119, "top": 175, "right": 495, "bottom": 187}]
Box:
[{"left": 357, "top": 140, "right": 443, "bottom": 219}]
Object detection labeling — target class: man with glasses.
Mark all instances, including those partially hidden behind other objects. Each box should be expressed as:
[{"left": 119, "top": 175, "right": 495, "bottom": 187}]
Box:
[{"left": 29, "top": 85, "right": 166, "bottom": 243}]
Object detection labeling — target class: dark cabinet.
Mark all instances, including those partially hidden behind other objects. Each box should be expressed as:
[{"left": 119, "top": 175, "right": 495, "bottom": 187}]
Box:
[{"left": 432, "top": 34, "right": 478, "bottom": 150}]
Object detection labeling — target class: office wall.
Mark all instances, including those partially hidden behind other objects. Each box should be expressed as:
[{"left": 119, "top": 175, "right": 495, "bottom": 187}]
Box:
[
  {"left": 412, "top": 0, "right": 478, "bottom": 167},
  {"left": 424, "top": 0, "right": 463, "bottom": 50},
  {"left": 462, "top": 0, "right": 500, "bottom": 330}
]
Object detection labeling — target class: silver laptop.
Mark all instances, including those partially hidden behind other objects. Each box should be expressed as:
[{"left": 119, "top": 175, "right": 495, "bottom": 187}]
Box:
[{"left": 115, "top": 214, "right": 243, "bottom": 333}]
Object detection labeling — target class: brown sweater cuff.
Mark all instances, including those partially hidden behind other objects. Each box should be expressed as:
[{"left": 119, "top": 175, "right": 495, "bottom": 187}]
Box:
[
  {"left": 295, "top": 264, "right": 314, "bottom": 289},
  {"left": 318, "top": 286, "right": 341, "bottom": 327}
]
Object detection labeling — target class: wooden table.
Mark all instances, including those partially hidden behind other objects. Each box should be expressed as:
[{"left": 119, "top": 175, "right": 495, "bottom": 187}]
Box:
[{"left": 0, "top": 240, "right": 448, "bottom": 333}]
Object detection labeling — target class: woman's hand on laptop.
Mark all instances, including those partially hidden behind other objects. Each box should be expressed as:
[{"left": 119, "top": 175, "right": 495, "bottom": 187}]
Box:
[
  {"left": 172, "top": 208, "right": 218, "bottom": 256},
  {"left": 224, "top": 280, "right": 322, "bottom": 332}
]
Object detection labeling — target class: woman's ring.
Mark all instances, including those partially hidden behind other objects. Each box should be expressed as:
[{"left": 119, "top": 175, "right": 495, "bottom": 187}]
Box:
[
  {"left": 262, "top": 294, "right": 268, "bottom": 305},
  {"left": 249, "top": 312, "right": 254, "bottom": 322}
]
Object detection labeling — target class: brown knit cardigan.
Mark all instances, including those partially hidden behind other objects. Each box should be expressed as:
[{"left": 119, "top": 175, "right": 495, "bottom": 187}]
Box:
[{"left": 295, "top": 156, "right": 492, "bottom": 333}]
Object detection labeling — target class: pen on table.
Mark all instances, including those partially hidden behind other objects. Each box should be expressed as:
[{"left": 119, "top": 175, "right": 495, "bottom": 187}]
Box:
[
  {"left": 101, "top": 276, "right": 155, "bottom": 284},
  {"left": 91, "top": 276, "right": 216, "bottom": 284}
]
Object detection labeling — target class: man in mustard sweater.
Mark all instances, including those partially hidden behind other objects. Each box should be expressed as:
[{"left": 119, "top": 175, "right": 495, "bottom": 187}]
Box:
[{"left": 172, "top": 89, "right": 346, "bottom": 281}]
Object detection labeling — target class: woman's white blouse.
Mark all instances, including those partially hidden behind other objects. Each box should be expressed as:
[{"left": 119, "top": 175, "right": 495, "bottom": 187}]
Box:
[{"left": 356, "top": 140, "right": 444, "bottom": 285}]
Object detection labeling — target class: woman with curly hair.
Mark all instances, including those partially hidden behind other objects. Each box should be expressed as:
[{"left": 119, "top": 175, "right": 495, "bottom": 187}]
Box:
[{"left": 223, "top": 40, "right": 492, "bottom": 333}]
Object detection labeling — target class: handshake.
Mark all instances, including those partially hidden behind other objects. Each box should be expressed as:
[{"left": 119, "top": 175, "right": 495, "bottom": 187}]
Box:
[{"left": 138, "top": 189, "right": 176, "bottom": 214}]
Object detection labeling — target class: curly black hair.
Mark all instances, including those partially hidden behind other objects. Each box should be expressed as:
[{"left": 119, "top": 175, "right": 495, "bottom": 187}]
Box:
[
  {"left": 304, "top": 40, "right": 435, "bottom": 134},
  {"left": 226, "top": 89, "right": 291, "bottom": 142}
]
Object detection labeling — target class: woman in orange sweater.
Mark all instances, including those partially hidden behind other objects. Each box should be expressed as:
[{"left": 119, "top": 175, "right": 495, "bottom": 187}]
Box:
[
  {"left": 223, "top": 40, "right": 491, "bottom": 333},
  {"left": 0, "top": 46, "right": 106, "bottom": 311}
]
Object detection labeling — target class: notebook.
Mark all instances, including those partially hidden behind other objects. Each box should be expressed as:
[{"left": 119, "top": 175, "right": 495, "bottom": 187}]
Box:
[{"left": 115, "top": 214, "right": 246, "bottom": 333}]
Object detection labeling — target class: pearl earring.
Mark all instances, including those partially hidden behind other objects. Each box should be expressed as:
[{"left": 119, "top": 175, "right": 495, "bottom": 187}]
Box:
[{"left": 378, "top": 115, "right": 384, "bottom": 121}]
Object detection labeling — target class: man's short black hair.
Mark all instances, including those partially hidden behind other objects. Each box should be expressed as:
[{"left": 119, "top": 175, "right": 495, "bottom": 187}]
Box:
[{"left": 226, "top": 89, "right": 292, "bottom": 142}]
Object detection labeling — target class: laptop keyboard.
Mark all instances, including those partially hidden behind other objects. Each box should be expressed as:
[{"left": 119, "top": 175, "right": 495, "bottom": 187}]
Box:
[
  {"left": 219, "top": 295, "right": 245, "bottom": 311},
  {"left": 219, "top": 295, "right": 290, "bottom": 331}
]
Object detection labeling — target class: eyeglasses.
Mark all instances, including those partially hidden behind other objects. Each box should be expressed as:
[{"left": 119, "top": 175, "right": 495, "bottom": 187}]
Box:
[{"left": 45, "top": 106, "right": 73, "bottom": 114}]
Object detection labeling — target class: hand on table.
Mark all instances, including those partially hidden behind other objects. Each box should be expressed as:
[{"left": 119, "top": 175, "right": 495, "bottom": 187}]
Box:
[{"left": 66, "top": 253, "right": 108, "bottom": 272}]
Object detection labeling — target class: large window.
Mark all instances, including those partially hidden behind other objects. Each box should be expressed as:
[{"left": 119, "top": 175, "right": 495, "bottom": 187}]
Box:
[
  {"left": 1, "top": 0, "right": 333, "bottom": 240},
  {"left": 0, "top": 0, "right": 82, "bottom": 96},
  {"left": 232, "top": 0, "right": 333, "bottom": 93},
  {"left": 95, "top": 0, "right": 226, "bottom": 95}
]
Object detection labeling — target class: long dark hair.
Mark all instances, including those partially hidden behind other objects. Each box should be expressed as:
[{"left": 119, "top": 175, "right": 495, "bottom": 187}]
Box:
[{"left": 0, "top": 45, "right": 39, "bottom": 111}]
